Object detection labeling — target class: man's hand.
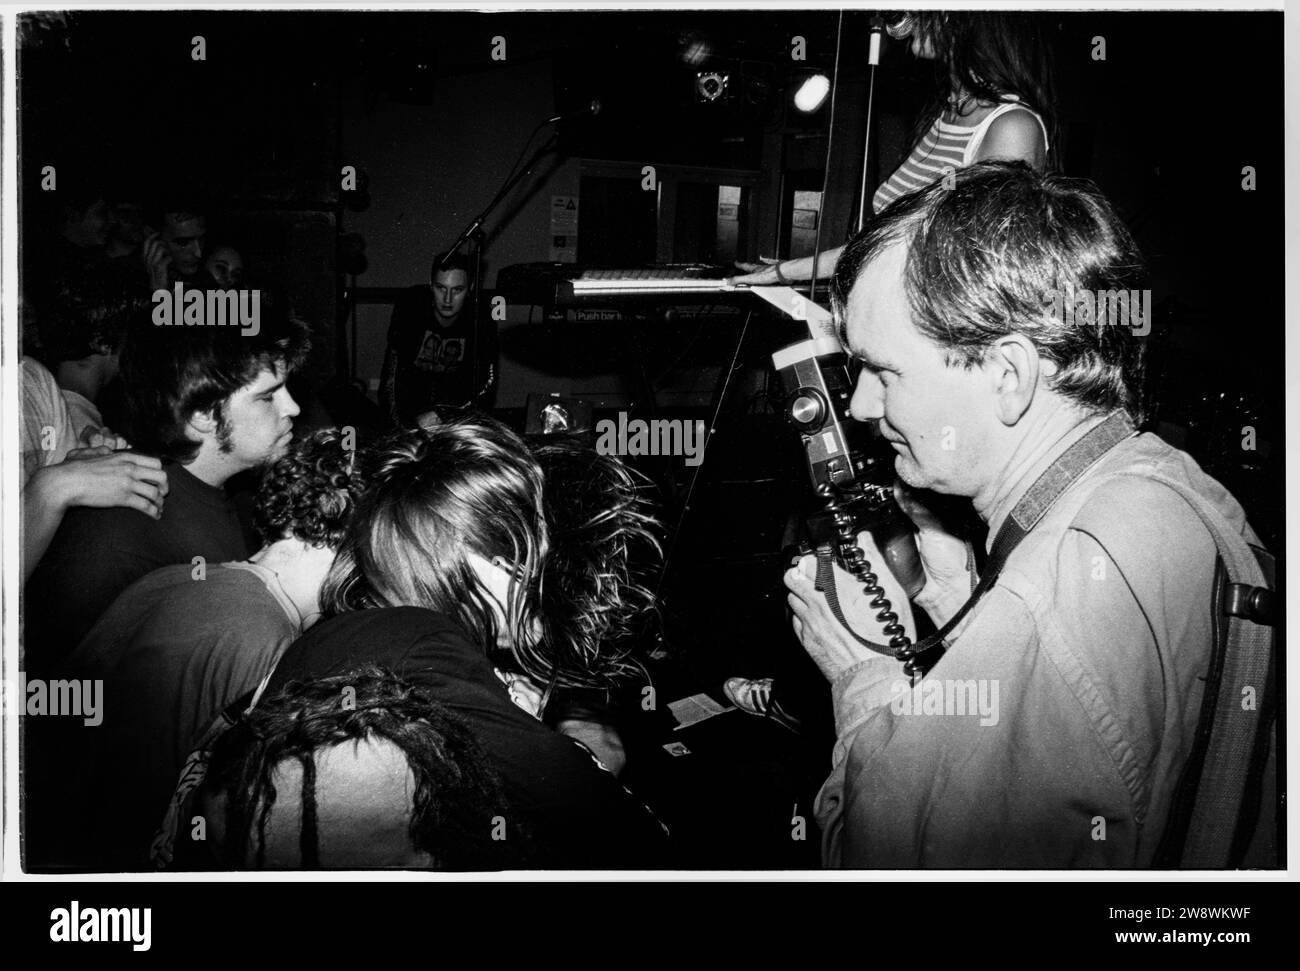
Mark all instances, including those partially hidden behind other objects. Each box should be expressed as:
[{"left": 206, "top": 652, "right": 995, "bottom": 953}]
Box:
[
  {"left": 77, "top": 425, "right": 129, "bottom": 451},
  {"left": 23, "top": 452, "right": 169, "bottom": 582},
  {"left": 894, "top": 483, "right": 974, "bottom": 628},
  {"left": 785, "top": 530, "right": 916, "bottom": 683},
  {"left": 142, "top": 231, "right": 172, "bottom": 291},
  {"left": 43, "top": 450, "right": 168, "bottom": 519}
]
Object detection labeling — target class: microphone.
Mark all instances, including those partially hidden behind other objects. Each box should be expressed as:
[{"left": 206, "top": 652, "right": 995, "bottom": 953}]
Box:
[{"left": 547, "top": 100, "right": 602, "bottom": 125}]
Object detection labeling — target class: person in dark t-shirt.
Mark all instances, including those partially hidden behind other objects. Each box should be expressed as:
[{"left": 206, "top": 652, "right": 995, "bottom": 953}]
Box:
[
  {"left": 266, "top": 417, "right": 668, "bottom": 867},
  {"left": 200, "top": 667, "right": 523, "bottom": 869},
  {"left": 26, "top": 431, "right": 366, "bottom": 872},
  {"left": 379, "top": 250, "right": 497, "bottom": 426},
  {"left": 24, "top": 306, "right": 312, "bottom": 670},
  {"left": 267, "top": 607, "right": 663, "bottom": 868}
]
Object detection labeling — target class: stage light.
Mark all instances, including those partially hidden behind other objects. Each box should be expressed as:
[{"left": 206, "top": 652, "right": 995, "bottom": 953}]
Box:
[
  {"left": 682, "top": 40, "right": 710, "bottom": 66},
  {"left": 695, "top": 71, "right": 729, "bottom": 102},
  {"left": 678, "top": 29, "right": 713, "bottom": 66},
  {"left": 794, "top": 73, "right": 830, "bottom": 113}
]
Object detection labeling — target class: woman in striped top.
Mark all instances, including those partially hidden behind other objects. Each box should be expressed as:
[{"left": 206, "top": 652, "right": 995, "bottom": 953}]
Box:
[
  {"left": 731, "top": 11, "right": 1056, "bottom": 288},
  {"left": 723, "top": 13, "right": 1057, "bottom": 729}
]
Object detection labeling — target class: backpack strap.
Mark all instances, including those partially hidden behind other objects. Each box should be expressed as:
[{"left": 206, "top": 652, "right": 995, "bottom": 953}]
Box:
[{"left": 1139, "top": 473, "right": 1277, "bottom": 868}]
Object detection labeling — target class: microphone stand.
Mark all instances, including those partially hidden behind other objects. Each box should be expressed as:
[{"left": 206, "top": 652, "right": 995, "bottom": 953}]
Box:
[
  {"left": 854, "top": 15, "right": 886, "bottom": 234},
  {"left": 439, "top": 129, "right": 559, "bottom": 410}
]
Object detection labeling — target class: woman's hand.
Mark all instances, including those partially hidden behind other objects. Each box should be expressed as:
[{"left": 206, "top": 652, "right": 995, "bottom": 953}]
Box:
[
  {"left": 728, "top": 256, "right": 784, "bottom": 286},
  {"left": 728, "top": 256, "right": 785, "bottom": 287}
]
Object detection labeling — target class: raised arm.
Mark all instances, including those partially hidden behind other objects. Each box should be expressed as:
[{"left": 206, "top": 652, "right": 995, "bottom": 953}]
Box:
[{"left": 729, "top": 245, "right": 846, "bottom": 287}]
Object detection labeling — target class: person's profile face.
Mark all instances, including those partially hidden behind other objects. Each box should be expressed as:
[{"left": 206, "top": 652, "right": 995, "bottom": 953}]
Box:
[
  {"left": 214, "top": 364, "right": 300, "bottom": 469},
  {"left": 842, "top": 241, "right": 994, "bottom": 498},
  {"left": 162, "top": 213, "right": 207, "bottom": 277},
  {"left": 431, "top": 268, "right": 469, "bottom": 323},
  {"left": 468, "top": 551, "right": 540, "bottom": 648}
]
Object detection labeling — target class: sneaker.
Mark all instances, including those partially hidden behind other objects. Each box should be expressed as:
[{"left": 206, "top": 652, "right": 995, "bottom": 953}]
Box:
[{"left": 723, "top": 677, "right": 802, "bottom": 734}]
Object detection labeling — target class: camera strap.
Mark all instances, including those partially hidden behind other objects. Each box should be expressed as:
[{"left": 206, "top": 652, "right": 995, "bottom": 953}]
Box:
[{"left": 816, "top": 410, "right": 1137, "bottom": 674}]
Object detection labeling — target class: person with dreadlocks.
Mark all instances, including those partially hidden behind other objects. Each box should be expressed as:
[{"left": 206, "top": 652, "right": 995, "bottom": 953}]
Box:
[
  {"left": 195, "top": 667, "right": 523, "bottom": 869},
  {"left": 263, "top": 415, "right": 668, "bottom": 868}
]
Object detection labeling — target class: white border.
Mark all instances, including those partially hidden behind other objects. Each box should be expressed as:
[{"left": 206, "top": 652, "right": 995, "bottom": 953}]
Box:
[{"left": 0, "top": 0, "right": 1292, "bottom": 887}]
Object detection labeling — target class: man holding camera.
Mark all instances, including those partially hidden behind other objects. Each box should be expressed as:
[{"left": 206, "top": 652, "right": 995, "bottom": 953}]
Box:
[{"left": 788, "top": 162, "right": 1273, "bottom": 868}]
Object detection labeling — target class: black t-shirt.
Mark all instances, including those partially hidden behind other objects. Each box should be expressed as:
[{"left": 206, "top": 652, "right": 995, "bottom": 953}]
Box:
[
  {"left": 24, "top": 461, "right": 251, "bottom": 671},
  {"left": 267, "top": 606, "right": 669, "bottom": 869},
  {"left": 381, "top": 285, "right": 497, "bottom": 424}
]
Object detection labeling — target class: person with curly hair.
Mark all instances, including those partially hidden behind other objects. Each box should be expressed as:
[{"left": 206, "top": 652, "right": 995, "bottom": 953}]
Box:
[
  {"left": 196, "top": 667, "right": 525, "bottom": 869},
  {"left": 28, "top": 429, "right": 367, "bottom": 871},
  {"left": 266, "top": 415, "right": 669, "bottom": 868}
]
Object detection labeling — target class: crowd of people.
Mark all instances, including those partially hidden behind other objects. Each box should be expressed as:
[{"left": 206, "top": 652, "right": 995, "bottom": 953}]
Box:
[
  {"left": 17, "top": 9, "right": 1275, "bottom": 871},
  {"left": 20, "top": 178, "right": 660, "bottom": 870}
]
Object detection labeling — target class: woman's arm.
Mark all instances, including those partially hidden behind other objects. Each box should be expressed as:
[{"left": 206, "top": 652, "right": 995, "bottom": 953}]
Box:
[{"left": 730, "top": 244, "right": 847, "bottom": 286}]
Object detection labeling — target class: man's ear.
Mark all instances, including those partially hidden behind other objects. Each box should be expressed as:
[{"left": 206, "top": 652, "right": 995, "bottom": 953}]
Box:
[
  {"left": 187, "top": 408, "right": 219, "bottom": 439},
  {"left": 985, "top": 333, "right": 1042, "bottom": 426}
]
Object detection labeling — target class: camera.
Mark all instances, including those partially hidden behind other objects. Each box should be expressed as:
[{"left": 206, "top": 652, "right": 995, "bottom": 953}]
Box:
[
  {"left": 772, "top": 336, "right": 925, "bottom": 599},
  {"left": 772, "top": 336, "right": 866, "bottom": 493}
]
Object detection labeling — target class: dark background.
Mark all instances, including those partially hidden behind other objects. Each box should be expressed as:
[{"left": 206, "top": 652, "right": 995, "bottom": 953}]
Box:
[{"left": 18, "top": 10, "right": 1284, "bottom": 413}]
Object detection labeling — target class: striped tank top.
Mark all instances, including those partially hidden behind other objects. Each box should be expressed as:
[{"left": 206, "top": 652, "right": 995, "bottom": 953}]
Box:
[{"left": 871, "top": 97, "right": 1048, "bottom": 213}]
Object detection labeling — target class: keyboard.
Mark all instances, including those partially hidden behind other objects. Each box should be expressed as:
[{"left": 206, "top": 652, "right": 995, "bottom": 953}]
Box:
[
  {"left": 570, "top": 265, "right": 737, "bottom": 296},
  {"left": 494, "top": 262, "right": 834, "bottom": 338}
]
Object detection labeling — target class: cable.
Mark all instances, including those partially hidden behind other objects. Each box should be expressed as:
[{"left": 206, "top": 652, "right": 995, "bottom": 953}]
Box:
[
  {"left": 653, "top": 310, "right": 755, "bottom": 599},
  {"left": 809, "top": 12, "right": 845, "bottom": 308}
]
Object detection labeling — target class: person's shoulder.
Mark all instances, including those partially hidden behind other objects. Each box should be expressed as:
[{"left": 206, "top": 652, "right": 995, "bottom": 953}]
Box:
[
  {"left": 21, "top": 357, "right": 69, "bottom": 421},
  {"left": 987, "top": 104, "right": 1044, "bottom": 135},
  {"left": 1050, "top": 436, "right": 1228, "bottom": 599},
  {"left": 975, "top": 104, "right": 1047, "bottom": 165},
  {"left": 163, "top": 563, "right": 285, "bottom": 609},
  {"left": 21, "top": 355, "right": 58, "bottom": 389},
  {"left": 56, "top": 501, "right": 162, "bottom": 549},
  {"left": 310, "top": 605, "right": 468, "bottom": 642},
  {"left": 91, "top": 563, "right": 208, "bottom": 620},
  {"left": 1071, "top": 432, "right": 1247, "bottom": 537},
  {"left": 275, "top": 607, "right": 474, "bottom": 678},
  {"left": 65, "top": 564, "right": 195, "bottom": 658}
]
